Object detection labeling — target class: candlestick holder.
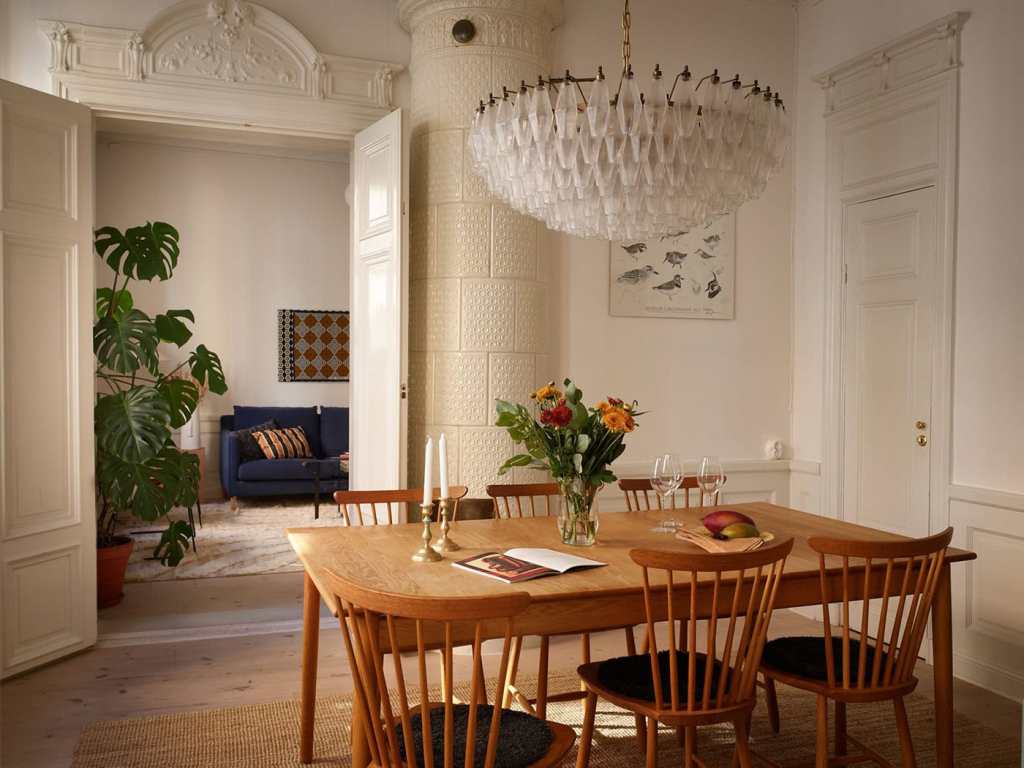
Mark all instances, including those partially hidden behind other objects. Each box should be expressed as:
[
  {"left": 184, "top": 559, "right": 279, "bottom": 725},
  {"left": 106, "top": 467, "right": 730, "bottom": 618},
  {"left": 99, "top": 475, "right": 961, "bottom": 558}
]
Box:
[
  {"left": 411, "top": 502, "right": 443, "bottom": 562},
  {"left": 432, "top": 497, "right": 460, "bottom": 553}
]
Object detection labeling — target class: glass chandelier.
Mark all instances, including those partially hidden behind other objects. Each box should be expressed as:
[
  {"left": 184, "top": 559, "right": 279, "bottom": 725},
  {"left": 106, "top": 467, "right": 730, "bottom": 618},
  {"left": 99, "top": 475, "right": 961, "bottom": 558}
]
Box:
[{"left": 467, "top": 0, "right": 789, "bottom": 241}]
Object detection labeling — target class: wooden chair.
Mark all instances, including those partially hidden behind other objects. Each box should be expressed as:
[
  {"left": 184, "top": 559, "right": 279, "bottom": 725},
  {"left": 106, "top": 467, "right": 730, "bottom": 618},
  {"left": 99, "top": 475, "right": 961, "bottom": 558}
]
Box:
[
  {"left": 576, "top": 539, "right": 794, "bottom": 768},
  {"left": 619, "top": 476, "right": 725, "bottom": 512},
  {"left": 333, "top": 486, "right": 469, "bottom": 526},
  {"left": 485, "top": 482, "right": 641, "bottom": 723},
  {"left": 758, "top": 527, "right": 954, "bottom": 768},
  {"left": 320, "top": 567, "right": 576, "bottom": 768}
]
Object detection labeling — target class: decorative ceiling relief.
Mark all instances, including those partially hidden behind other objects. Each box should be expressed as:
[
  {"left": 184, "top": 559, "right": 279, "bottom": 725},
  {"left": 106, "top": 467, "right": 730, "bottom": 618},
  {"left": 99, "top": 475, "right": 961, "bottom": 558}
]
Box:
[{"left": 38, "top": 0, "right": 403, "bottom": 143}]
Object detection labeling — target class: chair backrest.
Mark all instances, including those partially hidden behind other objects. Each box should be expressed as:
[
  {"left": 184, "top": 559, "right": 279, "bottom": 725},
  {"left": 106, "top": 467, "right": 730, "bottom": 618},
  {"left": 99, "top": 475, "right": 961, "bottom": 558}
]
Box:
[
  {"left": 332, "top": 486, "right": 469, "bottom": 526},
  {"left": 321, "top": 567, "right": 529, "bottom": 768},
  {"left": 619, "top": 476, "right": 726, "bottom": 511},
  {"left": 485, "top": 482, "right": 560, "bottom": 519},
  {"left": 630, "top": 539, "right": 793, "bottom": 715},
  {"left": 810, "top": 527, "right": 953, "bottom": 692}
]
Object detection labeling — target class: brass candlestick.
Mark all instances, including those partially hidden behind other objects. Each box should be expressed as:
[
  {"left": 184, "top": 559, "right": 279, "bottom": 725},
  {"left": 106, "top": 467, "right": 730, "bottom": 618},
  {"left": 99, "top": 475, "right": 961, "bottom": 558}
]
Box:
[
  {"left": 432, "top": 497, "right": 460, "bottom": 553},
  {"left": 411, "top": 501, "right": 443, "bottom": 562}
]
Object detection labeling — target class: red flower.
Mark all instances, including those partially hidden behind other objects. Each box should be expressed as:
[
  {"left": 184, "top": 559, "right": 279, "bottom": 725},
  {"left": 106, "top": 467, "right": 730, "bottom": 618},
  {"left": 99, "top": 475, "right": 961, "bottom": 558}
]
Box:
[
  {"left": 607, "top": 397, "right": 624, "bottom": 408},
  {"left": 540, "top": 399, "right": 573, "bottom": 428}
]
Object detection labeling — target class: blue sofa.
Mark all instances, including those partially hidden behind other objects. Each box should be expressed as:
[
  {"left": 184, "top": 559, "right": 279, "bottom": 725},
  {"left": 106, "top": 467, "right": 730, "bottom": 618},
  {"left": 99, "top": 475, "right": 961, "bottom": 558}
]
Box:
[{"left": 219, "top": 406, "right": 349, "bottom": 502}]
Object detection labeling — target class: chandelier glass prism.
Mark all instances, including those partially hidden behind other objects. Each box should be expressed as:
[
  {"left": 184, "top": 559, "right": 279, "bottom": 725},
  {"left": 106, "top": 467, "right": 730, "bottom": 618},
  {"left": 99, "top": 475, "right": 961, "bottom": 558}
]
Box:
[{"left": 467, "top": 0, "right": 789, "bottom": 241}]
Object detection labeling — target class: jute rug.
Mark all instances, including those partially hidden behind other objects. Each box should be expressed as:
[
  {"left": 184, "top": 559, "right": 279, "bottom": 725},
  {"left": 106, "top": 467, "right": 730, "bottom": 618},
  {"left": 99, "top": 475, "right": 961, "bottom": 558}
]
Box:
[
  {"left": 72, "top": 672, "right": 1019, "bottom": 767},
  {"left": 121, "top": 499, "right": 344, "bottom": 582}
]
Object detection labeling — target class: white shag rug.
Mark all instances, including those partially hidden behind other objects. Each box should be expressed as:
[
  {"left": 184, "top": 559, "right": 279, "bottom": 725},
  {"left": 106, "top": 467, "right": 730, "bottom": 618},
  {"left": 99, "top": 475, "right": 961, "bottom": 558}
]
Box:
[{"left": 121, "top": 499, "right": 343, "bottom": 582}]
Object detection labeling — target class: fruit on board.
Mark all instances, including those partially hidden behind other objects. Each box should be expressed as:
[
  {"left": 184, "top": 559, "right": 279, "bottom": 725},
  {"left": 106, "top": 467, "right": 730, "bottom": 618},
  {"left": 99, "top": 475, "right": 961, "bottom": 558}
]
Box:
[
  {"left": 701, "top": 509, "right": 755, "bottom": 535},
  {"left": 719, "top": 523, "right": 760, "bottom": 540}
]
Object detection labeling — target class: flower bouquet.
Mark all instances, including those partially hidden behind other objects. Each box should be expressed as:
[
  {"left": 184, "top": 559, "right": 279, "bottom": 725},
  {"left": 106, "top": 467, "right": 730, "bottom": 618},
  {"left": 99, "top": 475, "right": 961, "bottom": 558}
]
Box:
[{"left": 495, "top": 379, "right": 641, "bottom": 546}]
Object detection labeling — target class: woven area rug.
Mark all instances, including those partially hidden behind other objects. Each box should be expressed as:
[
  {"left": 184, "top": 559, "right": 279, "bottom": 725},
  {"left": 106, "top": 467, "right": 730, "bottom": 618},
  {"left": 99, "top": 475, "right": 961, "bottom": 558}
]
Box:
[
  {"left": 121, "top": 499, "right": 343, "bottom": 582},
  {"left": 72, "top": 672, "right": 1019, "bottom": 767}
]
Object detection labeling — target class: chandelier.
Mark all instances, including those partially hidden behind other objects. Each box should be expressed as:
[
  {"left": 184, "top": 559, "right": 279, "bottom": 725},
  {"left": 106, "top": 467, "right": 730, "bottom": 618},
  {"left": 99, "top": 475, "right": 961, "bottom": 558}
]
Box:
[{"left": 467, "top": 0, "right": 789, "bottom": 241}]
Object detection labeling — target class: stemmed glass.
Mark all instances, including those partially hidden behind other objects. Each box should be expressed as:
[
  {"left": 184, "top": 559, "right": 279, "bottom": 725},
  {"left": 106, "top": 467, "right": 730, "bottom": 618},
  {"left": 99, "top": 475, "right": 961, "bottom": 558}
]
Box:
[
  {"left": 650, "top": 454, "right": 682, "bottom": 532},
  {"left": 698, "top": 456, "right": 726, "bottom": 507}
]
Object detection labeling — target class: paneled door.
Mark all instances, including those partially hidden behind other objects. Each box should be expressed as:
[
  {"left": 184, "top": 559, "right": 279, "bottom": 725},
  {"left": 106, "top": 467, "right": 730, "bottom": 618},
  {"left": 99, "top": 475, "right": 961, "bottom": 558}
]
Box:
[
  {"left": 842, "top": 186, "right": 937, "bottom": 538},
  {"left": 0, "top": 79, "right": 96, "bottom": 677},
  {"left": 349, "top": 109, "right": 407, "bottom": 491}
]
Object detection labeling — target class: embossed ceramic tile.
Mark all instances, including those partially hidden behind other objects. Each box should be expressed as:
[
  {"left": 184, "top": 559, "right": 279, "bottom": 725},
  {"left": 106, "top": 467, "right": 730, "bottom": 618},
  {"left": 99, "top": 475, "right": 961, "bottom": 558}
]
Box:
[
  {"left": 433, "top": 352, "right": 489, "bottom": 426},
  {"left": 462, "top": 135, "right": 491, "bottom": 203},
  {"left": 491, "top": 205, "right": 537, "bottom": 279},
  {"left": 425, "top": 130, "right": 463, "bottom": 204},
  {"left": 457, "top": 426, "right": 514, "bottom": 498},
  {"left": 515, "top": 281, "right": 547, "bottom": 353},
  {"left": 409, "top": 278, "right": 428, "bottom": 353},
  {"left": 410, "top": 132, "right": 429, "bottom": 206},
  {"left": 491, "top": 55, "right": 543, "bottom": 102},
  {"left": 407, "top": 423, "right": 426, "bottom": 489},
  {"left": 410, "top": 56, "right": 439, "bottom": 132},
  {"left": 426, "top": 279, "right": 461, "bottom": 351},
  {"left": 488, "top": 353, "right": 535, "bottom": 406},
  {"left": 461, "top": 279, "right": 515, "bottom": 351},
  {"left": 408, "top": 351, "right": 432, "bottom": 427},
  {"left": 438, "top": 54, "right": 491, "bottom": 130},
  {"left": 410, "top": 204, "right": 436, "bottom": 280},
  {"left": 436, "top": 203, "right": 490, "bottom": 277}
]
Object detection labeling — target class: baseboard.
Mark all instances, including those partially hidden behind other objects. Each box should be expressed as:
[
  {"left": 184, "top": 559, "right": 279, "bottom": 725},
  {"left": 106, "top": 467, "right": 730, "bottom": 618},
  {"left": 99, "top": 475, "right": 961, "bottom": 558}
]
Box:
[
  {"left": 97, "top": 616, "right": 336, "bottom": 648},
  {"left": 953, "top": 651, "right": 1024, "bottom": 702}
]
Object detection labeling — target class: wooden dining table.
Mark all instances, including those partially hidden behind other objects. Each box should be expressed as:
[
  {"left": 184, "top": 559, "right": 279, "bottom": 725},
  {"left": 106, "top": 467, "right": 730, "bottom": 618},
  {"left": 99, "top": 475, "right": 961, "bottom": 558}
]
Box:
[{"left": 288, "top": 501, "right": 975, "bottom": 767}]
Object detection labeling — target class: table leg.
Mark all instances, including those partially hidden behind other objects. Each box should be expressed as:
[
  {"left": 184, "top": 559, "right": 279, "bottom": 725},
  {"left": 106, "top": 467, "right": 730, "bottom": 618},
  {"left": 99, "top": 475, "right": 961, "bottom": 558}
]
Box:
[
  {"left": 931, "top": 562, "right": 954, "bottom": 768},
  {"left": 300, "top": 572, "right": 320, "bottom": 764}
]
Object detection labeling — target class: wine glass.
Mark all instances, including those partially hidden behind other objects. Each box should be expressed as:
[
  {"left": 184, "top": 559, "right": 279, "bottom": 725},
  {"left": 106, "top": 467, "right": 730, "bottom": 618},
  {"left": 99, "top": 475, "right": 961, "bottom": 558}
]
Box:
[
  {"left": 698, "top": 456, "right": 726, "bottom": 507},
  {"left": 650, "top": 454, "right": 682, "bottom": 532}
]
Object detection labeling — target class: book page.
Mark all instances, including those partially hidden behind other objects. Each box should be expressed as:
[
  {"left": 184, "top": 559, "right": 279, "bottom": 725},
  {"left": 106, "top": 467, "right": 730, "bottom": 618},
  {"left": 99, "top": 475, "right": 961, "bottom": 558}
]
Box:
[{"left": 503, "top": 548, "right": 606, "bottom": 573}]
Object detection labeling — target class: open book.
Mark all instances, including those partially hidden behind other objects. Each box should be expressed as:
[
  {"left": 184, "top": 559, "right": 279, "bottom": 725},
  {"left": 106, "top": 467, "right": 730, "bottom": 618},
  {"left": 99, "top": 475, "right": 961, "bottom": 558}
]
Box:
[{"left": 453, "top": 548, "right": 607, "bottom": 584}]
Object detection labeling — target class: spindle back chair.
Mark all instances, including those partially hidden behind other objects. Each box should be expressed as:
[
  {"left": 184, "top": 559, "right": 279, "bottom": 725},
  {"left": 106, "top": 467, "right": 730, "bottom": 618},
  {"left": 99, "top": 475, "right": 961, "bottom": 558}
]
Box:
[
  {"left": 576, "top": 539, "right": 793, "bottom": 768},
  {"left": 320, "top": 569, "right": 575, "bottom": 768},
  {"left": 619, "top": 476, "right": 725, "bottom": 512},
  {"left": 485, "top": 482, "right": 560, "bottom": 519},
  {"left": 332, "top": 486, "right": 468, "bottom": 527}
]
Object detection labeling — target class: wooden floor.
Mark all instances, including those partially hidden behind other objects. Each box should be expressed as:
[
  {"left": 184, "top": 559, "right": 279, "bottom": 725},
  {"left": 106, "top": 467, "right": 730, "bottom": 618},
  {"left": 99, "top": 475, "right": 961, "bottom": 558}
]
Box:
[{"left": 2, "top": 572, "right": 1020, "bottom": 768}]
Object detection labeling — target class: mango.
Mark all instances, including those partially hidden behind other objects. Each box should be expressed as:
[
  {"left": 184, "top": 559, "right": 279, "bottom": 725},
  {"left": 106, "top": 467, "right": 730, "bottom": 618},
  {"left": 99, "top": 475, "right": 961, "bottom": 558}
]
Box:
[
  {"left": 701, "top": 509, "right": 755, "bottom": 535},
  {"left": 720, "top": 522, "right": 760, "bottom": 540}
]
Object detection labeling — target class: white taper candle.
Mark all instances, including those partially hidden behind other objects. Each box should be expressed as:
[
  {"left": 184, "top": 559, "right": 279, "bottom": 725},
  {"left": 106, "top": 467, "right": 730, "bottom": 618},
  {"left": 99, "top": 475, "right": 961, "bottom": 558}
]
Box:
[
  {"left": 422, "top": 436, "right": 433, "bottom": 507},
  {"left": 439, "top": 433, "right": 449, "bottom": 498}
]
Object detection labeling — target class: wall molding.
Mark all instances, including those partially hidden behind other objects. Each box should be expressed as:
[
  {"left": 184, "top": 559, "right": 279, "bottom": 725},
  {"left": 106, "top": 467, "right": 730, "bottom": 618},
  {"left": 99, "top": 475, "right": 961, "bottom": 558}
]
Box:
[
  {"left": 39, "top": 1, "right": 403, "bottom": 143},
  {"left": 948, "top": 483, "right": 1024, "bottom": 512}
]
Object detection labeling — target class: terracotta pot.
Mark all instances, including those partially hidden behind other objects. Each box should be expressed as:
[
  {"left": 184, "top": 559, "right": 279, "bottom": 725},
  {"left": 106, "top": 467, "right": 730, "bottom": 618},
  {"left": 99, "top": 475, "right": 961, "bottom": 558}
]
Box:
[{"left": 96, "top": 536, "right": 133, "bottom": 609}]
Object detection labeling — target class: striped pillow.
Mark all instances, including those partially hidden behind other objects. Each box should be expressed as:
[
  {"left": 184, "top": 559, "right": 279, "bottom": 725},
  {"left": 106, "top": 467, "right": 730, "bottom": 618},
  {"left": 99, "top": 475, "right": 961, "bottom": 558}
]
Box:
[{"left": 253, "top": 426, "right": 313, "bottom": 460}]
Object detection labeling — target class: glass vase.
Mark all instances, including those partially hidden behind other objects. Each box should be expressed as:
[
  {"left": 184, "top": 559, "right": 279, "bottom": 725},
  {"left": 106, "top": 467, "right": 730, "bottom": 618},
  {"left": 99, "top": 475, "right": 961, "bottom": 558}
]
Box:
[{"left": 558, "top": 477, "right": 600, "bottom": 546}]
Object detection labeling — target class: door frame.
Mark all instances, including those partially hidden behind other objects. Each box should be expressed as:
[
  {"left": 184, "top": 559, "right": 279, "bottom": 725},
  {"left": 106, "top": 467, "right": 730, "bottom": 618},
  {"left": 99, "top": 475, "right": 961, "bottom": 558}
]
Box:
[{"left": 820, "top": 68, "right": 959, "bottom": 536}]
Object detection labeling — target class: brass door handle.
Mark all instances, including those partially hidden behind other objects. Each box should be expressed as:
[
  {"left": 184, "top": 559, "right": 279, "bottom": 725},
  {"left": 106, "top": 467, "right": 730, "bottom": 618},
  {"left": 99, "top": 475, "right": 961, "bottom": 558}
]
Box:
[
  {"left": 915, "top": 420, "right": 927, "bottom": 430},
  {"left": 916, "top": 435, "right": 928, "bottom": 447}
]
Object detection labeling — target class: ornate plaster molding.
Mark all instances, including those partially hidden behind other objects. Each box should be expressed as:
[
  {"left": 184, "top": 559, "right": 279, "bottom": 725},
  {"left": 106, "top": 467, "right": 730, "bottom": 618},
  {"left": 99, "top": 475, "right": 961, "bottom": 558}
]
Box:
[
  {"left": 38, "top": 1, "right": 404, "bottom": 142},
  {"left": 814, "top": 11, "right": 968, "bottom": 115}
]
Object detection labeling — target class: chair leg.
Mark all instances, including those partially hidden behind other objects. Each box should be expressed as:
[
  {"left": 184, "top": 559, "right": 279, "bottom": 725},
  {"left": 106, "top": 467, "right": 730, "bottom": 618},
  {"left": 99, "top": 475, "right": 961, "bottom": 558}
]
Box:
[
  {"left": 835, "top": 700, "right": 848, "bottom": 756},
  {"left": 536, "top": 636, "right": 550, "bottom": 720},
  {"left": 645, "top": 717, "right": 658, "bottom": 768},
  {"left": 814, "top": 695, "right": 829, "bottom": 768},
  {"left": 764, "top": 675, "right": 780, "bottom": 734},
  {"left": 893, "top": 696, "right": 917, "bottom": 768},
  {"left": 683, "top": 726, "right": 697, "bottom": 768},
  {"left": 624, "top": 627, "right": 647, "bottom": 749},
  {"left": 734, "top": 717, "right": 754, "bottom": 768},
  {"left": 580, "top": 633, "right": 591, "bottom": 700},
  {"left": 502, "top": 636, "right": 522, "bottom": 708},
  {"left": 576, "top": 691, "right": 598, "bottom": 768}
]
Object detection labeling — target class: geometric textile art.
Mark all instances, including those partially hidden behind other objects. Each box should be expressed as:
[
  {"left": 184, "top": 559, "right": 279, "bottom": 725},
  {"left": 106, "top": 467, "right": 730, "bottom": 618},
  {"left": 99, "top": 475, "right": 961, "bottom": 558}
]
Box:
[{"left": 277, "top": 309, "right": 350, "bottom": 382}]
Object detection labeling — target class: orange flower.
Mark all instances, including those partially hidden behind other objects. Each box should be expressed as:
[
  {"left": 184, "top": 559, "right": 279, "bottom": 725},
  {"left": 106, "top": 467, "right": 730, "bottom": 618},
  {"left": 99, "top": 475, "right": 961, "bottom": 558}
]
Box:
[
  {"left": 596, "top": 401, "right": 611, "bottom": 413},
  {"left": 602, "top": 408, "right": 630, "bottom": 432},
  {"left": 531, "top": 382, "right": 561, "bottom": 402}
]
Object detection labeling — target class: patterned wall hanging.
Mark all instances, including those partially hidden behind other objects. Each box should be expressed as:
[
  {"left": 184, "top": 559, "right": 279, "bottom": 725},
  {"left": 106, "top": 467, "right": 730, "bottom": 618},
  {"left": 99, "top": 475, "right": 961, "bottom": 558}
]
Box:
[{"left": 278, "top": 309, "right": 350, "bottom": 382}]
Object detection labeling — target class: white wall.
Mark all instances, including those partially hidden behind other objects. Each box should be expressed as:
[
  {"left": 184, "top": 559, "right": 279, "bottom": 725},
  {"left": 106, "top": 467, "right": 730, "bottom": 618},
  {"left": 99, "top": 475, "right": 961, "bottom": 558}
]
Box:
[
  {"left": 550, "top": 0, "right": 796, "bottom": 474},
  {"left": 96, "top": 137, "right": 350, "bottom": 416}
]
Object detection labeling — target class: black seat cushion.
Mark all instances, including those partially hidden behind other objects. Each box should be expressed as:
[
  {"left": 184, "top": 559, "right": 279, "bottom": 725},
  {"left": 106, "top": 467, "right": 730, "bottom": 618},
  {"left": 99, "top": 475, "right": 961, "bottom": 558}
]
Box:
[
  {"left": 763, "top": 636, "right": 887, "bottom": 682},
  {"left": 395, "top": 704, "right": 554, "bottom": 768},
  {"left": 595, "top": 650, "right": 724, "bottom": 703}
]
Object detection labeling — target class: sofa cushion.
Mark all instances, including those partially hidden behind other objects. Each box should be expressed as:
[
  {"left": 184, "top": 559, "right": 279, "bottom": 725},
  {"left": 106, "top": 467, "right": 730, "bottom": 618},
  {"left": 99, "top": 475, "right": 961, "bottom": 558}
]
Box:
[
  {"left": 253, "top": 426, "right": 313, "bottom": 459},
  {"left": 320, "top": 406, "right": 349, "bottom": 457},
  {"left": 237, "top": 458, "right": 345, "bottom": 482},
  {"left": 233, "top": 419, "right": 277, "bottom": 462},
  {"left": 234, "top": 406, "right": 321, "bottom": 456}
]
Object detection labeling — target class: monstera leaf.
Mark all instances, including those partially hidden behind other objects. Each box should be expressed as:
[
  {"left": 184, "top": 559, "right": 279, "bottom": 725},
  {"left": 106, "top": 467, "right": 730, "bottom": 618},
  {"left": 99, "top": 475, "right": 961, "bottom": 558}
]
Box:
[
  {"left": 157, "top": 377, "right": 200, "bottom": 429},
  {"left": 95, "top": 287, "right": 133, "bottom": 320},
  {"left": 188, "top": 345, "right": 227, "bottom": 395},
  {"left": 95, "top": 388, "right": 171, "bottom": 463},
  {"left": 95, "top": 222, "right": 180, "bottom": 281},
  {"left": 96, "top": 448, "right": 179, "bottom": 521},
  {"left": 152, "top": 519, "right": 194, "bottom": 567},
  {"left": 94, "top": 309, "right": 159, "bottom": 375},
  {"left": 154, "top": 309, "right": 194, "bottom": 347}
]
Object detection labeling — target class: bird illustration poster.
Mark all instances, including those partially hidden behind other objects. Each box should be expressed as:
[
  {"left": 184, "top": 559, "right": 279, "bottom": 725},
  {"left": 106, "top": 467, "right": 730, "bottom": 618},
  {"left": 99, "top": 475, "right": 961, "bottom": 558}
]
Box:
[{"left": 608, "top": 213, "right": 736, "bottom": 319}]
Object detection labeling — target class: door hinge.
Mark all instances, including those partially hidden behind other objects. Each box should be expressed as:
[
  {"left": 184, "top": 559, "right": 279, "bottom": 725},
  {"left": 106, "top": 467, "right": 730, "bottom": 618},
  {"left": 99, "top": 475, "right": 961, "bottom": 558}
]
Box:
[
  {"left": 400, "top": 382, "right": 408, "bottom": 399},
  {"left": 401, "top": 200, "right": 407, "bottom": 216},
  {"left": 843, "top": 263, "right": 848, "bottom": 284}
]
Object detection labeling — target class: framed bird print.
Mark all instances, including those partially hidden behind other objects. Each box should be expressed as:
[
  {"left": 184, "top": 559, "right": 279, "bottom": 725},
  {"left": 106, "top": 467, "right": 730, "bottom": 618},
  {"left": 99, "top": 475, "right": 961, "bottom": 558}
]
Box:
[{"left": 608, "top": 213, "right": 736, "bottom": 319}]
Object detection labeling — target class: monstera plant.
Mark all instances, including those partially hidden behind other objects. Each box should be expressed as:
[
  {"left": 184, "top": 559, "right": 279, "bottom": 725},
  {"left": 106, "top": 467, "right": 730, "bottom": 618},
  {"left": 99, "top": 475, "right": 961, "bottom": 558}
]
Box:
[{"left": 93, "top": 221, "right": 227, "bottom": 575}]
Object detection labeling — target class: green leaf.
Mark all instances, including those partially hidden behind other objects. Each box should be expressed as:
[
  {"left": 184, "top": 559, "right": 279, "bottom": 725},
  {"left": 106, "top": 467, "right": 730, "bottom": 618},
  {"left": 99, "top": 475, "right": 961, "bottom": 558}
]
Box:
[
  {"left": 497, "top": 453, "right": 533, "bottom": 475},
  {"left": 94, "top": 309, "right": 160, "bottom": 375},
  {"left": 189, "top": 344, "right": 227, "bottom": 395},
  {"left": 95, "top": 388, "right": 171, "bottom": 462},
  {"left": 564, "top": 380, "right": 581, "bottom": 405},
  {"left": 158, "top": 377, "right": 200, "bottom": 429},
  {"left": 168, "top": 449, "right": 200, "bottom": 508},
  {"left": 152, "top": 519, "right": 193, "bottom": 567},
  {"left": 154, "top": 309, "right": 194, "bottom": 347},
  {"left": 569, "top": 402, "right": 589, "bottom": 430},
  {"left": 495, "top": 399, "right": 518, "bottom": 415},
  {"left": 96, "top": 448, "right": 178, "bottom": 520},
  {"left": 495, "top": 411, "right": 517, "bottom": 428},
  {"left": 96, "top": 287, "right": 133, "bottom": 320},
  {"left": 95, "top": 222, "right": 180, "bottom": 281}
]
